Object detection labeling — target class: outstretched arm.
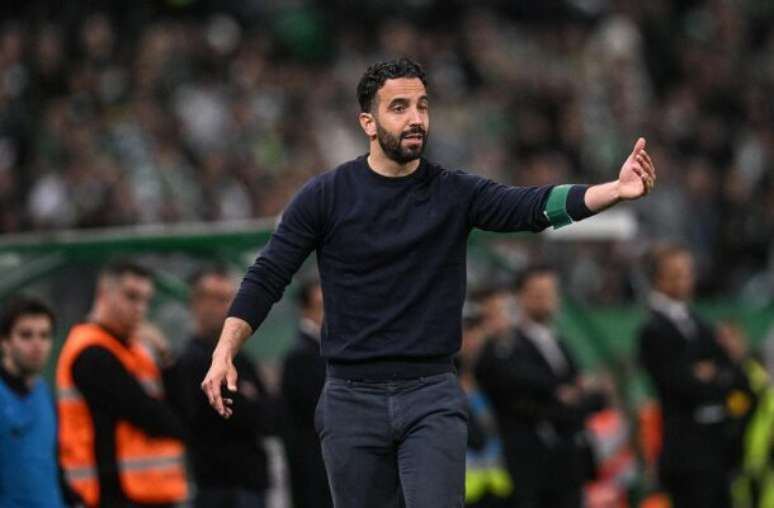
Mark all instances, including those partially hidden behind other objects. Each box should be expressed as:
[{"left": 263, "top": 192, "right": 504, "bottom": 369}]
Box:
[{"left": 585, "top": 137, "right": 656, "bottom": 212}]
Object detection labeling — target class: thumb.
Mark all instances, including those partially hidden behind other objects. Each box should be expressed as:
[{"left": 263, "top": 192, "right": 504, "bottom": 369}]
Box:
[
  {"left": 631, "top": 137, "right": 646, "bottom": 157},
  {"left": 226, "top": 368, "right": 238, "bottom": 392}
]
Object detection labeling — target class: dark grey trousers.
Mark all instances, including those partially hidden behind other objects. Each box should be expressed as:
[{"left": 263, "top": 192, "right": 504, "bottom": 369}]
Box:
[{"left": 315, "top": 372, "right": 468, "bottom": 508}]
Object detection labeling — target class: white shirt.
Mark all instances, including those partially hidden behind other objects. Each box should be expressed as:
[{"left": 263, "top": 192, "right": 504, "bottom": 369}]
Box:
[
  {"left": 649, "top": 291, "right": 697, "bottom": 338},
  {"left": 520, "top": 319, "right": 568, "bottom": 375}
]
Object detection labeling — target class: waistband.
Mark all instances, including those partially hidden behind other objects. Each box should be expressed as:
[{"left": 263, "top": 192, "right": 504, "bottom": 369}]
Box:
[{"left": 326, "top": 355, "right": 455, "bottom": 381}]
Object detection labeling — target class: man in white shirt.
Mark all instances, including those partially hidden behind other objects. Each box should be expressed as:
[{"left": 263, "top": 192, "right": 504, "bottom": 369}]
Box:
[
  {"left": 638, "top": 244, "right": 750, "bottom": 508},
  {"left": 475, "top": 266, "right": 605, "bottom": 508}
]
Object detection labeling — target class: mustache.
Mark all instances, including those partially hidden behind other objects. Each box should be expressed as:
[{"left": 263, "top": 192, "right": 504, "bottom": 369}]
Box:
[{"left": 400, "top": 126, "right": 426, "bottom": 139}]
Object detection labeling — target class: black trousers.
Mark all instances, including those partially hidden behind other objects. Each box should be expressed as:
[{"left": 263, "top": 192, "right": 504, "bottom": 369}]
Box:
[
  {"left": 315, "top": 372, "right": 468, "bottom": 508},
  {"left": 502, "top": 436, "right": 585, "bottom": 508},
  {"left": 662, "top": 469, "right": 732, "bottom": 508}
]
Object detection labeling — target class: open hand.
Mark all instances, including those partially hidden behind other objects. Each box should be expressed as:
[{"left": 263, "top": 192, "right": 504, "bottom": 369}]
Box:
[
  {"left": 618, "top": 137, "right": 656, "bottom": 199},
  {"left": 201, "top": 354, "right": 238, "bottom": 418}
]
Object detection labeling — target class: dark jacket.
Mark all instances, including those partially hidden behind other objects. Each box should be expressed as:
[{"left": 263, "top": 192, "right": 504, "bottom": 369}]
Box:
[
  {"left": 175, "top": 337, "right": 278, "bottom": 493},
  {"left": 638, "top": 308, "right": 750, "bottom": 476},
  {"left": 280, "top": 327, "right": 332, "bottom": 508},
  {"left": 475, "top": 326, "right": 603, "bottom": 486}
]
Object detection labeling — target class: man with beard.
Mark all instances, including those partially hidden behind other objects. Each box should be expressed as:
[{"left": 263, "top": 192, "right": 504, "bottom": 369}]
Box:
[{"left": 201, "top": 57, "right": 657, "bottom": 508}]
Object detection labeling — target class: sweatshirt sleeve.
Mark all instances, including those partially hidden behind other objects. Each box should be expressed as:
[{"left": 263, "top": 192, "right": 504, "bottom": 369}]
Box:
[
  {"left": 465, "top": 172, "right": 595, "bottom": 232},
  {"left": 72, "top": 346, "right": 186, "bottom": 439},
  {"left": 228, "top": 177, "right": 323, "bottom": 331}
]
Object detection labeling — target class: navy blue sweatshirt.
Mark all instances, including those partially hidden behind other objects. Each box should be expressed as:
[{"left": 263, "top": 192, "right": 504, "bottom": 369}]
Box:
[{"left": 230, "top": 156, "right": 593, "bottom": 379}]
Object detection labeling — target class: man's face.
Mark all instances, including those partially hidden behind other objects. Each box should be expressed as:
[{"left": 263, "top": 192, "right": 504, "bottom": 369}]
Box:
[
  {"left": 518, "top": 274, "right": 560, "bottom": 324},
  {"left": 1, "top": 314, "right": 54, "bottom": 377},
  {"left": 100, "top": 273, "right": 154, "bottom": 336},
  {"left": 366, "top": 77, "right": 430, "bottom": 163},
  {"left": 191, "top": 274, "right": 235, "bottom": 341},
  {"left": 656, "top": 252, "right": 695, "bottom": 301}
]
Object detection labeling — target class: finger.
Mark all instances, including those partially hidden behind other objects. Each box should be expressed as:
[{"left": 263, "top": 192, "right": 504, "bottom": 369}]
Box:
[
  {"left": 223, "top": 398, "right": 234, "bottom": 406},
  {"left": 645, "top": 157, "right": 656, "bottom": 180},
  {"left": 638, "top": 153, "right": 655, "bottom": 178},
  {"left": 641, "top": 150, "right": 655, "bottom": 170},
  {"left": 631, "top": 137, "right": 646, "bottom": 157},
  {"left": 630, "top": 159, "right": 644, "bottom": 177},
  {"left": 642, "top": 175, "right": 654, "bottom": 193},
  {"left": 205, "top": 381, "right": 225, "bottom": 415},
  {"left": 226, "top": 369, "right": 238, "bottom": 393}
]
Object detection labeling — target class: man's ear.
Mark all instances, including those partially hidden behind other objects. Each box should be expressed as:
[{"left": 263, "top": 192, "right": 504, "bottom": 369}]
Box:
[{"left": 359, "top": 112, "right": 377, "bottom": 138}]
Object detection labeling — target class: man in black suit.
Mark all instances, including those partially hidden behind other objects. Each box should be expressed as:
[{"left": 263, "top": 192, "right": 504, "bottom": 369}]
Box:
[
  {"left": 281, "top": 280, "right": 332, "bottom": 508},
  {"left": 637, "top": 244, "right": 750, "bottom": 508},
  {"left": 639, "top": 246, "right": 751, "bottom": 508},
  {"left": 476, "top": 267, "right": 603, "bottom": 508}
]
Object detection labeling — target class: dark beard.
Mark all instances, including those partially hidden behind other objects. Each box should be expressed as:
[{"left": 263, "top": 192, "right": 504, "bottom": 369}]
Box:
[{"left": 376, "top": 124, "right": 427, "bottom": 164}]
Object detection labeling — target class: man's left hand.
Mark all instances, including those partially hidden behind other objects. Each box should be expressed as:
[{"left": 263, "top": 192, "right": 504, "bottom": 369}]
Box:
[{"left": 617, "top": 137, "right": 656, "bottom": 199}]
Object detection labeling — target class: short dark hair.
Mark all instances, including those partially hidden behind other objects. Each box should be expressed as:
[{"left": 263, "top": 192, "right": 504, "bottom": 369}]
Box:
[
  {"left": 100, "top": 259, "right": 154, "bottom": 280},
  {"left": 0, "top": 297, "right": 55, "bottom": 340},
  {"left": 514, "top": 265, "right": 558, "bottom": 291},
  {"left": 357, "top": 57, "right": 428, "bottom": 112},
  {"left": 188, "top": 263, "right": 231, "bottom": 290},
  {"left": 646, "top": 242, "right": 692, "bottom": 282}
]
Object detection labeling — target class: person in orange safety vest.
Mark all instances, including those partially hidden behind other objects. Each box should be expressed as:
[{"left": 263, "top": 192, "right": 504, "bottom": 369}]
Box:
[{"left": 56, "top": 260, "right": 188, "bottom": 508}]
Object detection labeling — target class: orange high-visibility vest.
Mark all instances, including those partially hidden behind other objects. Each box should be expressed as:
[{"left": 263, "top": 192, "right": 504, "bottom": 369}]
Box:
[{"left": 56, "top": 323, "right": 187, "bottom": 506}]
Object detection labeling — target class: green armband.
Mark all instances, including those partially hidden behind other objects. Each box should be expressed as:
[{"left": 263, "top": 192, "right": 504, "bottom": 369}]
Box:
[{"left": 543, "top": 184, "right": 573, "bottom": 229}]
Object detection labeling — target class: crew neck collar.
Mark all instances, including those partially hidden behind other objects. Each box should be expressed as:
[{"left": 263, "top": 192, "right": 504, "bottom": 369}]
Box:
[{"left": 360, "top": 154, "right": 426, "bottom": 184}]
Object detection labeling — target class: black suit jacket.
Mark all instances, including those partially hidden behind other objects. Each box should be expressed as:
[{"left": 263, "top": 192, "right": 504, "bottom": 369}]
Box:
[
  {"left": 637, "top": 309, "right": 749, "bottom": 476},
  {"left": 280, "top": 329, "right": 332, "bottom": 508},
  {"left": 476, "top": 326, "right": 603, "bottom": 488}
]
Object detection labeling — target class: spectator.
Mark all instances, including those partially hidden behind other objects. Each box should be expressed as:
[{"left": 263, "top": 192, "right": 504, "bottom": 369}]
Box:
[
  {"left": 476, "top": 266, "right": 605, "bottom": 508},
  {"left": 0, "top": 297, "right": 70, "bottom": 507},
  {"left": 637, "top": 244, "right": 751, "bottom": 508},
  {"left": 458, "top": 298, "right": 513, "bottom": 508},
  {"left": 56, "top": 261, "right": 188, "bottom": 508},
  {"left": 280, "top": 279, "right": 332, "bottom": 508},
  {"left": 175, "top": 264, "right": 278, "bottom": 508}
]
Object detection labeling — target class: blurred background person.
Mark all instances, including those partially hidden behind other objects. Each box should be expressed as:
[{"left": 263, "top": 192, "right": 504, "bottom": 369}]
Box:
[
  {"left": 476, "top": 266, "right": 605, "bottom": 508},
  {"left": 637, "top": 245, "right": 752, "bottom": 508},
  {"left": 716, "top": 320, "right": 774, "bottom": 508},
  {"left": 458, "top": 296, "right": 513, "bottom": 508},
  {"left": 0, "top": 297, "right": 71, "bottom": 507},
  {"left": 175, "top": 264, "right": 278, "bottom": 508},
  {"left": 280, "top": 279, "right": 332, "bottom": 508},
  {"left": 56, "top": 261, "right": 187, "bottom": 508}
]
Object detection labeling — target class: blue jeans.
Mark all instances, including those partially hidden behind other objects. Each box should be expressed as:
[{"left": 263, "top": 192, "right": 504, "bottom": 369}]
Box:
[{"left": 315, "top": 372, "right": 468, "bottom": 508}]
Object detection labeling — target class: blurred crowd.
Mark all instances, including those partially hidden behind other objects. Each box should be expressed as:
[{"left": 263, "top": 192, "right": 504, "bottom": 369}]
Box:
[{"left": 0, "top": 0, "right": 773, "bottom": 303}]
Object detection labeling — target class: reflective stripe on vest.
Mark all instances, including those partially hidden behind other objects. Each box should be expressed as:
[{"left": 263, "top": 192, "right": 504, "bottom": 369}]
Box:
[
  {"left": 56, "top": 323, "right": 187, "bottom": 506},
  {"left": 120, "top": 454, "right": 185, "bottom": 472},
  {"left": 65, "top": 465, "right": 97, "bottom": 482}
]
